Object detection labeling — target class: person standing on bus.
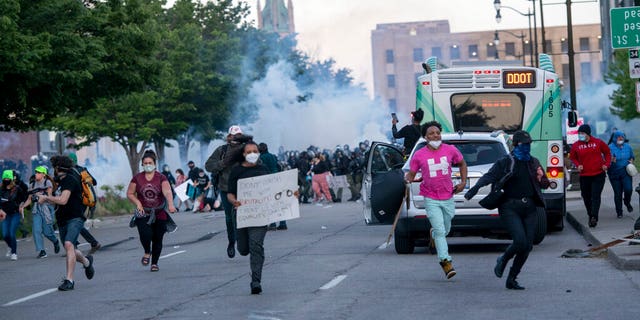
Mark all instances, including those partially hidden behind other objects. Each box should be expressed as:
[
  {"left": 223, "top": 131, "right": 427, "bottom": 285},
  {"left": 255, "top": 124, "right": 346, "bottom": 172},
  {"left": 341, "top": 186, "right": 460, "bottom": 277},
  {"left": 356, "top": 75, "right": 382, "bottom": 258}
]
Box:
[
  {"left": 465, "top": 130, "right": 550, "bottom": 290},
  {"left": 405, "top": 121, "right": 468, "bottom": 279},
  {"left": 392, "top": 109, "right": 423, "bottom": 156},
  {"left": 570, "top": 124, "right": 611, "bottom": 228},
  {"left": 607, "top": 130, "right": 635, "bottom": 218}
]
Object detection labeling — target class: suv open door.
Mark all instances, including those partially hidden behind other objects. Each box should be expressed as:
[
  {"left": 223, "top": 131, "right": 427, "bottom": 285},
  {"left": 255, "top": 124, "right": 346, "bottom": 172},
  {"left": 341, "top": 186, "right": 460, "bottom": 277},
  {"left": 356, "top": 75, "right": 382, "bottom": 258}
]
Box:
[{"left": 362, "top": 142, "right": 406, "bottom": 225}]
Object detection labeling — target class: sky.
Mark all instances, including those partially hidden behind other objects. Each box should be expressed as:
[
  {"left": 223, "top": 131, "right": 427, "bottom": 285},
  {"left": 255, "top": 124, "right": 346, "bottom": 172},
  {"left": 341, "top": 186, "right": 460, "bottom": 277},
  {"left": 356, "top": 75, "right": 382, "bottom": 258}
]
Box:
[{"left": 246, "top": 0, "right": 602, "bottom": 94}]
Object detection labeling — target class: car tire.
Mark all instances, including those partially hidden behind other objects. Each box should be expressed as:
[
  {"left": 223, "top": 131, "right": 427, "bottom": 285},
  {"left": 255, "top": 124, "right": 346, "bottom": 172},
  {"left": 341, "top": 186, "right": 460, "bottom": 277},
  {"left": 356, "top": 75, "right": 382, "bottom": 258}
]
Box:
[
  {"left": 394, "top": 233, "right": 415, "bottom": 254},
  {"left": 533, "top": 207, "right": 547, "bottom": 245}
]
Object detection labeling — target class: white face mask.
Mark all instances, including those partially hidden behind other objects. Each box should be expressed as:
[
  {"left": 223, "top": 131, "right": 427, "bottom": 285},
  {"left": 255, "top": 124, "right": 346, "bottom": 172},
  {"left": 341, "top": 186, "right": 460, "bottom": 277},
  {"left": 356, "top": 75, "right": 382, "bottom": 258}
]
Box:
[
  {"left": 245, "top": 152, "right": 260, "bottom": 164},
  {"left": 428, "top": 140, "right": 442, "bottom": 149},
  {"left": 143, "top": 165, "right": 156, "bottom": 173},
  {"left": 617, "top": 140, "right": 624, "bottom": 145}
]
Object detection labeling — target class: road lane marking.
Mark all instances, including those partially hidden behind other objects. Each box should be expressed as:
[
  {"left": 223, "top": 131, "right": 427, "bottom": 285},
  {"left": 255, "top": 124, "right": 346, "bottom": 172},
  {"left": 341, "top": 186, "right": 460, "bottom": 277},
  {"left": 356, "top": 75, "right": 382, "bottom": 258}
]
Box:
[
  {"left": 3, "top": 288, "right": 57, "bottom": 307},
  {"left": 159, "top": 250, "right": 186, "bottom": 259},
  {"left": 319, "top": 275, "right": 347, "bottom": 290},
  {"left": 378, "top": 241, "right": 392, "bottom": 249}
]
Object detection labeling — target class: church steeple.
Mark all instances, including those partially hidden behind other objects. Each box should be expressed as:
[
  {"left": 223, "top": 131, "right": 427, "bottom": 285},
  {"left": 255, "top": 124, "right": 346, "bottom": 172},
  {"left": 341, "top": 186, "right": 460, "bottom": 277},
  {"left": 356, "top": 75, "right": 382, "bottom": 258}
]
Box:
[{"left": 257, "top": 0, "right": 295, "bottom": 37}]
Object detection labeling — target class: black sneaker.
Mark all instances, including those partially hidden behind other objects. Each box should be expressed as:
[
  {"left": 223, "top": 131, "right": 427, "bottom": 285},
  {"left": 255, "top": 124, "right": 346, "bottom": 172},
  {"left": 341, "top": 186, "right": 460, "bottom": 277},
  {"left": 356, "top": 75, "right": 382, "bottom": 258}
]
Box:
[
  {"left": 54, "top": 241, "right": 60, "bottom": 254},
  {"left": 626, "top": 203, "right": 634, "bottom": 213},
  {"left": 84, "top": 255, "right": 95, "bottom": 280},
  {"left": 58, "top": 279, "right": 74, "bottom": 291},
  {"left": 277, "top": 225, "right": 288, "bottom": 230},
  {"left": 251, "top": 285, "right": 262, "bottom": 295},
  {"left": 37, "top": 250, "right": 47, "bottom": 259},
  {"left": 227, "top": 243, "right": 235, "bottom": 258},
  {"left": 588, "top": 217, "right": 597, "bottom": 228},
  {"left": 89, "top": 243, "right": 101, "bottom": 255}
]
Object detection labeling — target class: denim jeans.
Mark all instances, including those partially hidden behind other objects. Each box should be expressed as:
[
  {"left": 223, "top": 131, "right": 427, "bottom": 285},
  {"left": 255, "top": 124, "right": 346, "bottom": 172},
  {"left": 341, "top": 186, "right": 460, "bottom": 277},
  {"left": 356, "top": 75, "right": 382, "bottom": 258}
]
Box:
[
  {"left": 609, "top": 174, "right": 633, "bottom": 215},
  {"left": 579, "top": 173, "right": 606, "bottom": 220},
  {"left": 220, "top": 191, "right": 237, "bottom": 245},
  {"left": 498, "top": 199, "right": 537, "bottom": 275},
  {"left": 58, "top": 218, "right": 84, "bottom": 246},
  {"left": 425, "top": 198, "right": 455, "bottom": 262},
  {"left": 2, "top": 213, "right": 21, "bottom": 254},
  {"left": 32, "top": 211, "right": 58, "bottom": 252},
  {"left": 237, "top": 226, "right": 268, "bottom": 288}
]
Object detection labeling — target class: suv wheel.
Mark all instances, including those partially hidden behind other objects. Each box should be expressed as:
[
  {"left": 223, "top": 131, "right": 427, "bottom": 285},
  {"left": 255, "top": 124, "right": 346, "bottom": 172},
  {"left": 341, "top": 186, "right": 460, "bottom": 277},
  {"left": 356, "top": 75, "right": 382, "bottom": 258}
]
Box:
[
  {"left": 394, "top": 232, "right": 415, "bottom": 254},
  {"left": 533, "top": 208, "right": 547, "bottom": 245}
]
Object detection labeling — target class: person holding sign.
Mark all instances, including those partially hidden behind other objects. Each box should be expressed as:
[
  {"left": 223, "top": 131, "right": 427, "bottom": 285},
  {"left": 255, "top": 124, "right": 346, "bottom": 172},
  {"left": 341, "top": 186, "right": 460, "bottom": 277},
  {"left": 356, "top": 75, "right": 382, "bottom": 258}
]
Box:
[{"left": 227, "top": 142, "right": 272, "bottom": 295}]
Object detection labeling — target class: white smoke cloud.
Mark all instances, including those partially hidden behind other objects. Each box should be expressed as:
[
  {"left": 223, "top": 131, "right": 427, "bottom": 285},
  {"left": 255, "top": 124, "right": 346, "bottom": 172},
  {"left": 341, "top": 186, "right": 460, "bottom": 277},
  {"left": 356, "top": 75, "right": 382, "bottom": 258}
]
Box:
[
  {"left": 575, "top": 83, "right": 640, "bottom": 140},
  {"left": 238, "top": 60, "right": 388, "bottom": 151}
]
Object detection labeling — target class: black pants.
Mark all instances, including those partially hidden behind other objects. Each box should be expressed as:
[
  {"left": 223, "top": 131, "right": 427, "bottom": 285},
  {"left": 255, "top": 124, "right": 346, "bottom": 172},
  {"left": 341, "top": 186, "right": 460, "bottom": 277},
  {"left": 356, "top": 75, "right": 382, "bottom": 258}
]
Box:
[
  {"left": 136, "top": 217, "right": 167, "bottom": 265},
  {"left": 80, "top": 227, "right": 99, "bottom": 247},
  {"left": 499, "top": 199, "right": 537, "bottom": 275},
  {"left": 237, "top": 226, "right": 268, "bottom": 288},
  {"left": 579, "top": 173, "right": 606, "bottom": 220}
]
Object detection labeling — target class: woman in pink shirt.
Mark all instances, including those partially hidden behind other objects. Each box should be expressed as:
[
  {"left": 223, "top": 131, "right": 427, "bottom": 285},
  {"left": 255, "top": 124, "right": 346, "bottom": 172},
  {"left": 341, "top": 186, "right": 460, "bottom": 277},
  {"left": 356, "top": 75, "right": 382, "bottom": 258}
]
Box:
[{"left": 405, "top": 121, "right": 467, "bottom": 279}]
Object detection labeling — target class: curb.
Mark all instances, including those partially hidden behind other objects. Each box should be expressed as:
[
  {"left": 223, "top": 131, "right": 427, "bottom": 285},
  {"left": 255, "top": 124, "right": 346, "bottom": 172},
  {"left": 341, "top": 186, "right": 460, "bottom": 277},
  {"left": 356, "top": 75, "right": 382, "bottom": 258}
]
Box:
[{"left": 566, "top": 211, "right": 640, "bottom": 270}]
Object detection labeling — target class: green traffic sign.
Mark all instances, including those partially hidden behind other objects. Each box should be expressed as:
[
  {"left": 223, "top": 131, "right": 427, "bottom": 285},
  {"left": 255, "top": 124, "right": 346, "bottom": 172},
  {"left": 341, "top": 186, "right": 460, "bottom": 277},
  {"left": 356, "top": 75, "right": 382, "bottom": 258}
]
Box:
[{"left": 611, "top": 7, "right": 640, "bottom": 49}]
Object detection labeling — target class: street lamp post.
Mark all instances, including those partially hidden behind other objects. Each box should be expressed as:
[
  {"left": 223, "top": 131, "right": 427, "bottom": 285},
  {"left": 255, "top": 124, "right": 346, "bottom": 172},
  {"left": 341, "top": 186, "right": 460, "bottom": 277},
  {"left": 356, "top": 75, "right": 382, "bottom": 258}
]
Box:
[
  {"left": 494, "top": 30, "right": 527, "bottom": 66},
  {"left": 495, "top": 7, "right": 534, "bottom": 67}
]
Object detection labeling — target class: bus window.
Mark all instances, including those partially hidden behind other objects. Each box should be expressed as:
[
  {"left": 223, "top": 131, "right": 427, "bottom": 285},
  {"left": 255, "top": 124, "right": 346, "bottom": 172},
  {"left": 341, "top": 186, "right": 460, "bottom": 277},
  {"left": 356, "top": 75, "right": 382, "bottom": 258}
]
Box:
[{"left": 450, "top": 93, "right": 525, "bottom": 133}]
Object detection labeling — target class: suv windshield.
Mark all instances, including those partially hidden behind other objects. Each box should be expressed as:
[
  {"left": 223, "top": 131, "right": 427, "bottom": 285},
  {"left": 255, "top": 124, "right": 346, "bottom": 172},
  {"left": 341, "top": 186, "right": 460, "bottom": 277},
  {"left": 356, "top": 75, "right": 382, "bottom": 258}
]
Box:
[{"left": 411, "top": 140, "right": 507, "bottom": 167}]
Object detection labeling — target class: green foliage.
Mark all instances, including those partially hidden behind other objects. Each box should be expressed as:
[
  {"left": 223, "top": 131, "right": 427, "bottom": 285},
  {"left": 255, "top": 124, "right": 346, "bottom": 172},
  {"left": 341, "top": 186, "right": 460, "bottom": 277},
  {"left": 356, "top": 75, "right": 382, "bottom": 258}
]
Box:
[
  {"left": 605, "top": 49, "right": 639, "bottom": 120},
  {"left": 95, "top": 184, "right": 134, "bottom": 217}
]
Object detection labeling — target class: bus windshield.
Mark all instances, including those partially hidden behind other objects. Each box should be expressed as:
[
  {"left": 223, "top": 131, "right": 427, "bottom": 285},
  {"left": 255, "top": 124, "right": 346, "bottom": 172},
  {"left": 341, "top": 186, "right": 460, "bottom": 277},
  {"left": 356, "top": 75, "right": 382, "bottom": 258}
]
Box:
[{"left": 450, "top": 92, "right": 524, "bottom": 133}]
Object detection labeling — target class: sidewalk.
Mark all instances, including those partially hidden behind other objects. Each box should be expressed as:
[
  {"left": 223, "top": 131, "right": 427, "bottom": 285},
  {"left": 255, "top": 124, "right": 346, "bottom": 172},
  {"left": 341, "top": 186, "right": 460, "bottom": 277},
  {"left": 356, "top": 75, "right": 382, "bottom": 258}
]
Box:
[{"left": 565, "top": 189, "right": 640, "bottom": 270}]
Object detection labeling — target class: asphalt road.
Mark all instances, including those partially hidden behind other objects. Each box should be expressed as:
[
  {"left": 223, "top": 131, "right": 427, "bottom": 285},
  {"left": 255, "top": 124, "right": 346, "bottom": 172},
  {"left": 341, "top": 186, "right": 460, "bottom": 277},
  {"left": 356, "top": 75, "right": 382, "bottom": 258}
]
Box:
[{"left": 1, "top": 200, "right": 640, "bottom": 320}]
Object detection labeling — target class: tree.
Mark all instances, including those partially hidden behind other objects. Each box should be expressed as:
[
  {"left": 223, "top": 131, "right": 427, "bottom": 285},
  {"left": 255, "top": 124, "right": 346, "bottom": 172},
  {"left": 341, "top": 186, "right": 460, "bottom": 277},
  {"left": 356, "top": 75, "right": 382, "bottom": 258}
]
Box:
[{"left": 605, "top": 49, "right": 638, "bottom": 120}]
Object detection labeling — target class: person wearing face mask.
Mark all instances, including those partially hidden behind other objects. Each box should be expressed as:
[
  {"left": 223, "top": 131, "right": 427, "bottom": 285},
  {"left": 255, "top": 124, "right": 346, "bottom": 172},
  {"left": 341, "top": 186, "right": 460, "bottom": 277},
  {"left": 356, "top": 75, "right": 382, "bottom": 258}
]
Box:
[
  {"left": 405, "top": 121, "right": 467, "bottom": 279},
  {"left": 205, "top": 125, "right": 253, "bottom": 259},
  {"left": 226, "top": 141, "right": 272, "bottom": 294},
  {"left": 127, "top": 150, "right": 177, "bottom": 272},
  {"left": 1, "top": 170, "right": 25, "bottom": 261},
  {"left": 607, "top": 130, "right": 635, "bottom": 218},
  {"left": 569, "top": 124, "right": 611, "bottom": 228},
  {"left": 193, "top": 169, "right": 211, "bottom": 212},
  {"left": 465, "top": 130, "right": 549, "bottom": 290}
]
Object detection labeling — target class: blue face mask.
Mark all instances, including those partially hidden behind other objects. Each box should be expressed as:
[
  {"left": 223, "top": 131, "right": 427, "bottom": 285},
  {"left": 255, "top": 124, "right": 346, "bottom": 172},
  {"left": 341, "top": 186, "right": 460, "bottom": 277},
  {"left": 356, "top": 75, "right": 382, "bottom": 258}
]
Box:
[
  {"left": 513, "top": 143, "right": 531, "bottom": 161},
  {"left": 578, "top": 134, "right": 587, "bottom": 142}
]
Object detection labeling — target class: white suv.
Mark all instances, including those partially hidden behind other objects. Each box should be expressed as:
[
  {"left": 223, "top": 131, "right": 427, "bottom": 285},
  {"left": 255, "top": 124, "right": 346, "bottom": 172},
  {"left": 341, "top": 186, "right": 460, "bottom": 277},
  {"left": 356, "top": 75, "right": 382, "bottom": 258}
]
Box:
[{"left": 362, "top": 131, "right": 547, "bottom": 254}]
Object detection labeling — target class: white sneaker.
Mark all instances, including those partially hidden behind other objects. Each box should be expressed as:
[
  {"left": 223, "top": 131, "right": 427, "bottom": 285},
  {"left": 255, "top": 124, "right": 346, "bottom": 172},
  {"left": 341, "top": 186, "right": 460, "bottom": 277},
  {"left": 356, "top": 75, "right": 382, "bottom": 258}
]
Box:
[{"left": 10, "top": 254, "right": 17, "bottom": 261}]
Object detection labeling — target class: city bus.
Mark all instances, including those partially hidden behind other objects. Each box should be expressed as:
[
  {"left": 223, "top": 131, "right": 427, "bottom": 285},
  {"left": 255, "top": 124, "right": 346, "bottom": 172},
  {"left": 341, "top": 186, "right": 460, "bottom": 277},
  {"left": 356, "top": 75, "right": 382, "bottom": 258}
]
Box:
[{"left": 414, "top": 56, "right": 568, "bottom": 229}]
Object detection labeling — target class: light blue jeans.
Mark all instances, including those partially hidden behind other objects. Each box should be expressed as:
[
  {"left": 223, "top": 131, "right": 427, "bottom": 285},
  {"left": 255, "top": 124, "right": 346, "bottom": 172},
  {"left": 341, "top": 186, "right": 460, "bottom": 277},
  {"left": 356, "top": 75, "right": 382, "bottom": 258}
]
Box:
[
  {"left": 425, "top": 198, "right": 455, "bottom": 262},
  {"left": 32, "top": 211, "right": 58, "bottom": 252},
  {"left": 2, "top": 213, "right": 21, "bottom": 254}
]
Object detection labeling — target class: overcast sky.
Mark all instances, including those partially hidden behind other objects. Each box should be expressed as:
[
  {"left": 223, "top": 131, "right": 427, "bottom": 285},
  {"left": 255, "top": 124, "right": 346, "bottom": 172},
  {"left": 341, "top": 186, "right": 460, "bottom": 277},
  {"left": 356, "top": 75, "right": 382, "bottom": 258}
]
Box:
[{"left": 246, "top": 0, "right": 601, "bottom": 94}]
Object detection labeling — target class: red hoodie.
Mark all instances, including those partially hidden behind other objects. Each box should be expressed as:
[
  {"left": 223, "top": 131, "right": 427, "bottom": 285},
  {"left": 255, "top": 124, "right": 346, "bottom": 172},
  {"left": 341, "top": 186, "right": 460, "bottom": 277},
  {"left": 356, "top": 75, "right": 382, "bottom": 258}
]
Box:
[{"left": 570, "top": 137, "right": 611, "bottom": 177}]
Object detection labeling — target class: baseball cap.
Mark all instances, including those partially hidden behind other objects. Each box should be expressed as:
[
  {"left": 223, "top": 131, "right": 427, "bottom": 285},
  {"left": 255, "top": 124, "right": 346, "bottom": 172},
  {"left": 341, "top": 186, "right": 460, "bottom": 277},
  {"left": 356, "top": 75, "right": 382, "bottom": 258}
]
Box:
[
  {"left": 2, "top": 170, "right": 14, "bottom": 180},
  {"left": 228, "top": 125, "right": 243, "bottom": 135},
  {"left": 35, "top": 166, "right": 48, "bottom": 174}
]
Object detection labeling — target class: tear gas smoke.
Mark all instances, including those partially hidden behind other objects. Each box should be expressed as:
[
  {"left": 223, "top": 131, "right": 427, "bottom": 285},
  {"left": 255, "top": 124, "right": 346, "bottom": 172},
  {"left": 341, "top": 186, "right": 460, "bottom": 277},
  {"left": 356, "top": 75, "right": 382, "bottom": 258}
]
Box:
[{"left": 575, "top": 83, "right": 640, "bottom": 141}]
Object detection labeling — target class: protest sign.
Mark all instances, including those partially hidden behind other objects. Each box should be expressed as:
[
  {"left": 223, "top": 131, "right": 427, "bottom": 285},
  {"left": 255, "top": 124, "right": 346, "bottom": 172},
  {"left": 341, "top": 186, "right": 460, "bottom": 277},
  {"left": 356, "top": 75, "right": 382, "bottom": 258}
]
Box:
[
  {"left": 174, "top": 180, "right": 193, "bottom": 202},
  {"left": 236, "top": 169, "right": 300, "bottom": 228},
  {"left": 327, "top": 175, "right": 349, "bottom": 189}
]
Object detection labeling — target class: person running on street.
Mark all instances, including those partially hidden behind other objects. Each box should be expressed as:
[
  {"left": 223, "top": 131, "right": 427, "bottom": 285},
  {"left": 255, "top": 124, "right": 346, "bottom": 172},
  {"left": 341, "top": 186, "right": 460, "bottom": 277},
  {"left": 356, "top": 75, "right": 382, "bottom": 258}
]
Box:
[
  {"left": 569, "top": 124, "right": 611, "bottom": 228},
  {"left": 405, "top": 121, "right": 467, "bottom": 279},
  {"left": 127, "top": 150, "right": 177, "bottom": 272},
  {"left": 20, "top": 166, "right": 61, "bottom": 258},
  {"left": 68, "top": 152, "right": 102, "bottom": 254},
  {"left": 607, "top": 130, "right": 635, "bottom": 218},
  {"left": 465, "top": 130, "right": 550, "bottom": 290},
  {"left": 1, "top": 170, "right": 24, "bottom": 261},
  {"left": 39, "top": 155, "right": 95, "bottom": 291}
]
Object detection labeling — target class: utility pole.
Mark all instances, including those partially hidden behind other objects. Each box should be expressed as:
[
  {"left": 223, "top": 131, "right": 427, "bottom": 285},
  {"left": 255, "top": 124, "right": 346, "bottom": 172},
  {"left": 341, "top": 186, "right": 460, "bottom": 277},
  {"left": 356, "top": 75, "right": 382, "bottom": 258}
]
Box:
[
  {"left": 566, "top": 0, "right": 577, "bottom": 111},
  {"left": 538, "top": 0, "right": 546, "bottom": 53}
]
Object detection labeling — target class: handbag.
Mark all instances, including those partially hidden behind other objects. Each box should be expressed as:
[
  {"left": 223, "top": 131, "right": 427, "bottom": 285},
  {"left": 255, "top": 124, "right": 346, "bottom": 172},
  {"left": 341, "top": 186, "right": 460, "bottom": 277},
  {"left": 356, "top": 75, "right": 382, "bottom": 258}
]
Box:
[{"left": 478, "top": 156, "right": 514, "bottom": 210}]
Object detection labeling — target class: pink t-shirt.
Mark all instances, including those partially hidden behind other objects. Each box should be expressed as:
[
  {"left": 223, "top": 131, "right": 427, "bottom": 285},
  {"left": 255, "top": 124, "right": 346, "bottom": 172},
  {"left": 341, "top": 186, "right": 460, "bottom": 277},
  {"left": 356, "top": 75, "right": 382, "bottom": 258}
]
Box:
[{"left": 409, "top": 143, "right": 463, "bottom": 200}]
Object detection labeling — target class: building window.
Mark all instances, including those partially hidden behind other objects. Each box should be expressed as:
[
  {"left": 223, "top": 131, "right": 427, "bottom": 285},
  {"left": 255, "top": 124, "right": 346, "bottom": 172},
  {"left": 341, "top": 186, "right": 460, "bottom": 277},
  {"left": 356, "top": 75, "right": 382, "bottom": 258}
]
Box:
[
  {"left": 561, "top": 39, "right": 568, "bottom": 53},
  {"left": 581, "top": 62, "right": 592, "bottom": 84},
  {"left": 486, "top": 44, "right": 497, "bottom": 59},
  {"left": 413, "top": 48, "right": 424, "bottom": 62},
  {"left": 389, "top": 99, "right": 397, "bottom": 112},
  {"left": 387, "top": 74, "right": 396, "bottom": 88},
  {"left": 386, "top": 49, "right": 394, "bottom": 63},
  {"left": 579, "top": 37, "right": 590, "bottom": 51},
  {"left": 432, "top": 47, "right": 442, "bottom": 60},
  {"left": 545, "top": 40, "right": 552, "bottom": 53},
  {"left": 598, "top": 37, "right": 602, "bottom": 50},
  {"left": 524, "top": 42, "right": 532, "bottom": 55},
  {"left": 505, "top": 42, "right": 516, "bottom": 56},
  {"left": 450, "top": 45, "right": 460, "bottom": 60},
  {"left": 562, "top": 63, "right": 570, "bottom": 81},
  {"left": 468, "top": 44, "right": 478, "bottom": 58}
]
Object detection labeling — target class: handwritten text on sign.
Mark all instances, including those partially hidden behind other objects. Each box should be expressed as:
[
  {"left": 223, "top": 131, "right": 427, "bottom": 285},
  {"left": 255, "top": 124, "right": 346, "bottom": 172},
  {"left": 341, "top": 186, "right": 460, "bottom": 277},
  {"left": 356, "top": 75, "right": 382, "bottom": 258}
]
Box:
[{"left": 236, "top": 169, "right": 300, "bottom": 228}]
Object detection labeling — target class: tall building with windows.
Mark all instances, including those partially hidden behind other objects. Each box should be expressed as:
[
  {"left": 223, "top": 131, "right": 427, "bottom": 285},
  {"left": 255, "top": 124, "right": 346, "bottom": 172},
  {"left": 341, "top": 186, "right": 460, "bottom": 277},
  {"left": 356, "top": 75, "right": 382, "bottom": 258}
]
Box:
[
  {"left": 371, "top": 20, "right": 602, "bottom": 116},
  {"left": 257, "top": 0, "right": 295, "bottom": 36}
]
